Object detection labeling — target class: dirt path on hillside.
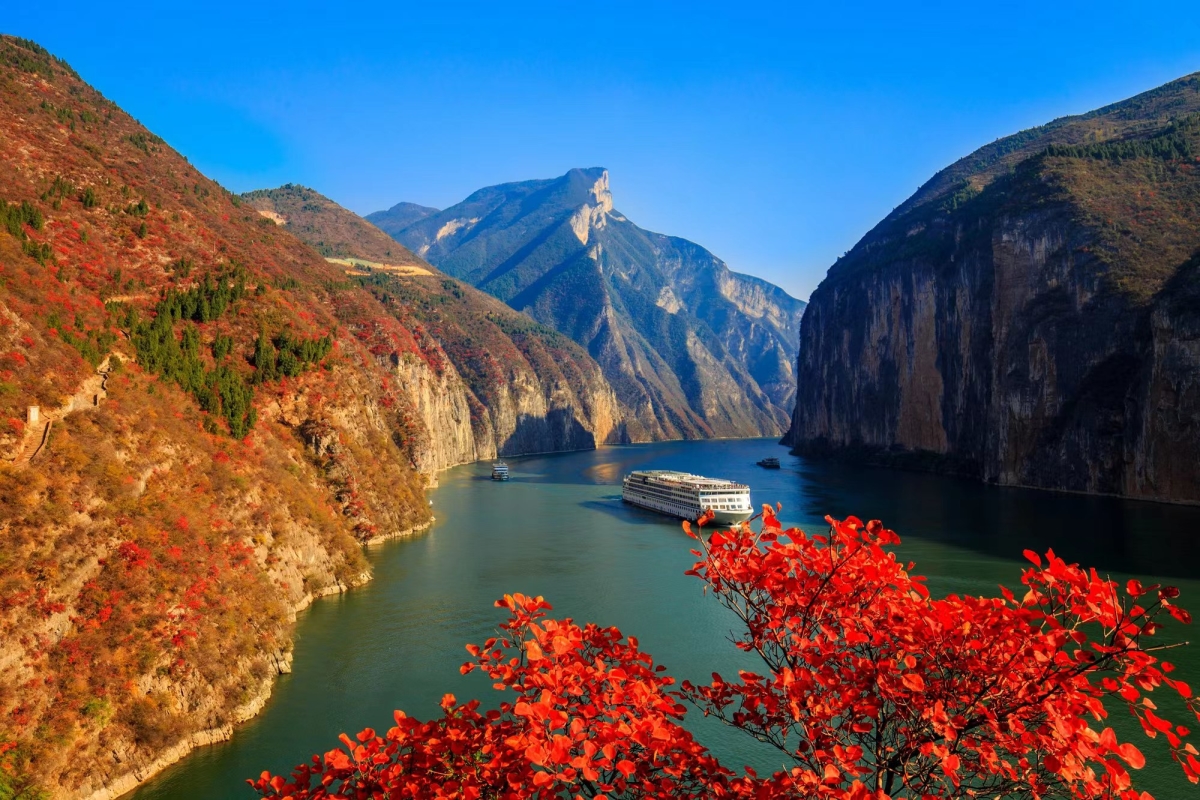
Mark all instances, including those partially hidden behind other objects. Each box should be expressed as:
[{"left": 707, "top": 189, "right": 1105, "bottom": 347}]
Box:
[{"left": 8, "top": 355, "right": 115, "bottom": 467}]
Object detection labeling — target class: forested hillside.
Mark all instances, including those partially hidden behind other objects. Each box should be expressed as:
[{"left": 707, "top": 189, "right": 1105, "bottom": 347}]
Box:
[{"left": 0, "top": 34, "right": 601, "bottom": 800}]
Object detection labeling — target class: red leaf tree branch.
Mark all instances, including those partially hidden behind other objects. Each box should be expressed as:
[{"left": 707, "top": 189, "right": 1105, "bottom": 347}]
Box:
[{"left": 251, "top": 510, "right": 1197, "bottom": 799}]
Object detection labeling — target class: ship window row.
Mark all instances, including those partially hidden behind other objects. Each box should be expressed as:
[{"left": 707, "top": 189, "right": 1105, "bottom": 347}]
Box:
[
  {"left": 628, "top": 489, "right": 700, "bottom": 506},
  {"left": 635, "top": 487, "right": 697, "bottom": 501}
]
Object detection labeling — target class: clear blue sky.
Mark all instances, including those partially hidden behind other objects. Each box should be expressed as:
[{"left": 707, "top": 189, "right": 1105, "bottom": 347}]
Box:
[{"left": 8, "top": 2, "right": 1200, "bottom": 300}]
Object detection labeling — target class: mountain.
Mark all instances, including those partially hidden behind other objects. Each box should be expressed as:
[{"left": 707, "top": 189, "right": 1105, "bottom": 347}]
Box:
[
  {"left": 366, "top": 200, "right": 439, "bottom": 236},
  {"left": 785, "top": 72, "right": 1200, "bottom": 502},
  {"left": 242, "top": 183, "right": 622, "bottom": 460},
  {"left": 375, "top": 168, "right": 807, "bottom": 441},
  {"left": 0, "top": 36, "right": 611, "bottom": 799},
  {"left": 242, "top": 184, "right": 426, "bottom": 265}
]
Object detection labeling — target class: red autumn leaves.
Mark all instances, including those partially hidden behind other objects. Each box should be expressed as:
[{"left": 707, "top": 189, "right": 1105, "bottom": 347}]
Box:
[{"left": 250, "top": 510, "right": 1198, "bottom": 799}]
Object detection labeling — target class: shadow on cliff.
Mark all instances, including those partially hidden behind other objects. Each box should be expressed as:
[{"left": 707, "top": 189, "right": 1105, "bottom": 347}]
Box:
[
  {"left": 793, "top": 460, "right": 1200, "bottom": 582},
  {"left": 497, "top": 409, "right": 596, "bottom": 460}
]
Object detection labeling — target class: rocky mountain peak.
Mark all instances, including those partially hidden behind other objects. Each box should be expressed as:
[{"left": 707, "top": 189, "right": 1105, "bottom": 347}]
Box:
[
  {"left": 587, "top": 168, "right": 613, "bottom": 213},
  {"left": 377, "top": 167, "right": 806, "bottom": 441},
  {"left": 567, "top": 169, "right": 613, "bottom": 245}
]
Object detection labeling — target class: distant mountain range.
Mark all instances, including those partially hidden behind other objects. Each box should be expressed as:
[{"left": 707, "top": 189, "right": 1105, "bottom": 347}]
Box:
[
  {"left": 371, "top": 168, "right": 806, "bottom": 440},
  {"left": 786, "top": 71, "right": 1200, "bottom": 502},
  {"left": 367, "top": 201, "right": 439, "bottom": 237}
]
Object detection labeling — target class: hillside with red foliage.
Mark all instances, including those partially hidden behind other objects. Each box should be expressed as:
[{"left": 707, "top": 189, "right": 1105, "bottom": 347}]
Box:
[
  {"left": 0, "top": 35, "right": 447, "bottom": 799},
  {"left": 242, "top": 184, "right": 625, "bottom": 458}
]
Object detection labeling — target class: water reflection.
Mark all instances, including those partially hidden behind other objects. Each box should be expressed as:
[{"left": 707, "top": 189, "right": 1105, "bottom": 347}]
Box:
[{"left": 799, "top": 462, "right": 1200, "bottom": 580}]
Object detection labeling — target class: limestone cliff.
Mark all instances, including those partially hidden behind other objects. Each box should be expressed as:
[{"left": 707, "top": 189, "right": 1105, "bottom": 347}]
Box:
[
  {"left": 786, "top": 73, "right": 1200, "bottom": 502},
  {"left": 242, "top": 184, "right": 624, "bottom": 469}
]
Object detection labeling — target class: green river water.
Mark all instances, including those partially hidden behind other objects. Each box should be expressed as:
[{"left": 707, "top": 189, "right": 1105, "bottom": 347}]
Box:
[{"left": 129, "top": 438, "right": 1200, "bottom": 798}]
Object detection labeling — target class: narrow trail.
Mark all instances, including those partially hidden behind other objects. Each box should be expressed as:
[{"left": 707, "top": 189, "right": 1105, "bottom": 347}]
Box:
[{"left": 7, "top": 356, "right": 115, "bottom": 467}]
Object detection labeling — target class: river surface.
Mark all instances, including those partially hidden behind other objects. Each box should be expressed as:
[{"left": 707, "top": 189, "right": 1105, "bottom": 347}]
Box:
[{"left": 130, "top": 439, "right": 1200, "bottom": 798}]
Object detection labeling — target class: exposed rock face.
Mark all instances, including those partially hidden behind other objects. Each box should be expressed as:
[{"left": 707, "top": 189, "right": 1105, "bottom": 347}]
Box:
[
  {"left": 243, "top": 184, "right": 625, "bottom": 468},
  {"left": 393, "top": 332, "right": 620, "bottom": 472},
  {"left": 786, "top": 73, "right": 1200, "bottom": 502},
  {"left": 376, "top": 168, "right": 807, "bottom": 441}
]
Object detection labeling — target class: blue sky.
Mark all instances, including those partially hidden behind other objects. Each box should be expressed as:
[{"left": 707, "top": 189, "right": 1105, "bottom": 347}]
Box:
[{"left": 8, "top": 2, "right": 1200, "bottom": 299}]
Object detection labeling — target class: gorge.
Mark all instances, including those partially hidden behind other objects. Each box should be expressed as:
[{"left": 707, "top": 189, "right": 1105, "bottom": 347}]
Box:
[
  {"left": 4, "top": 27, "right": 1200, "bottom": 800},
  {"left": 0, "top": 36, "right": 800, "bottom": 799}
]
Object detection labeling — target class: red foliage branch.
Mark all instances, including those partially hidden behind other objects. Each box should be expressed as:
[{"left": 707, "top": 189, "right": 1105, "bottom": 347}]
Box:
[
  {"left": 682, "top": 510, "right": 1198, "bottom": 798},
  {"left": 250, "top": 511, "right": 1197, "bottom": 799}
]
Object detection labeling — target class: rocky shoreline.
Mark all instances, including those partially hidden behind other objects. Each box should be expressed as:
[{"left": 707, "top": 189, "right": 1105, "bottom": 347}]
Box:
[{"left": 85, "top": 518, "right": 434, "bottom": 800}]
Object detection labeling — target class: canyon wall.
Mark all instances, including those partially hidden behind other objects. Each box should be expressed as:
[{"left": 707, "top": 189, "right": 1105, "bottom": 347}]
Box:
[{"left": 787, "top": 77, "right": 1200, "bottom": 502}]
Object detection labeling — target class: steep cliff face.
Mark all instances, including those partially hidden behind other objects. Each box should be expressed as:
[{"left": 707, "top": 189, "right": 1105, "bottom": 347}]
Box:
[
  {"left": 0, "top": 36, "right": 440, "bottom": 798},
  {"left": 357, "top": 280, "right": 622, "bottom": 470},
  {"left": 787, "top": 73, "right": 1200, "bottom": 502},
  {"left": 243, "top": 184, "right": 624, "bottom": 469},
  {"left": 376, "top": 168, "right": 806, "bottom": 441}
]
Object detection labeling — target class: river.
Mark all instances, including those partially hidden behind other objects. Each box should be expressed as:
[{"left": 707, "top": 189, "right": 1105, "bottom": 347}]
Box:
[{"left": 129, "top": 438, "right": 1200, "bottom": 798}]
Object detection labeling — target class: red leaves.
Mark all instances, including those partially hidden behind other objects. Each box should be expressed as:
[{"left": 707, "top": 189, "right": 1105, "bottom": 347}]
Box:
[
  {"left": 1117, "top": 742, "right": 1147, "bottom": 770},
  {"left": 115, "top": 541, "right": 152, "bottom": 569},
  {"left": 1167, "top": 604, "right": 1193, "bottom": 624},
  {"left": 251, "top": 590, "right": 731, "bottom": 798},
  {"left": 252, "top": 512, "right": 1197, "bottom": 800}
]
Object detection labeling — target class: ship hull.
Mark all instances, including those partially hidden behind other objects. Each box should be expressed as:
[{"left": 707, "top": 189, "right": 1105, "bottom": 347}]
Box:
[
  {"left": 708, "top": 508, "right": 755, "bottom": 525},
  {"left": 622, "top": 496, "right": 753, "bottom": 525},
  {"left": 622, "top": 496, "right": 754, "bottom": 525}
]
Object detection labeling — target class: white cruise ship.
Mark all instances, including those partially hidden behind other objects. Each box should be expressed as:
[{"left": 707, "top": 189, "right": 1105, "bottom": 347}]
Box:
[{"left": 621, "top": 470, "right": 752, "bottom": 524}]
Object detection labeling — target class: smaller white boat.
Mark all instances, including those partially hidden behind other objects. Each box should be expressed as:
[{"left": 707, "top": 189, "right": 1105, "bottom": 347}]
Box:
[{"left": 491, "top": 461, "right": 510, "bottom": 481}]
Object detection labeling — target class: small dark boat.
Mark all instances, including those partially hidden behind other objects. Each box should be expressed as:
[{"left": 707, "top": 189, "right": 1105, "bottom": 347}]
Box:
[{"left": 756, "top": 457, "right": 781, "bottom": 469}]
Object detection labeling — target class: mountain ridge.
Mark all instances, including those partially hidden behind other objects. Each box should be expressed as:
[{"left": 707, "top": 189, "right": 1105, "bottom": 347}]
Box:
[
  {"left": 241, "top": 182, "right": 627, "bottom": 456},
  {"left": 376, "top": 167, "right": 806, "bottom": 441},
  {"left": 365, "top": 200, "right": 439, "bottom": 237}
]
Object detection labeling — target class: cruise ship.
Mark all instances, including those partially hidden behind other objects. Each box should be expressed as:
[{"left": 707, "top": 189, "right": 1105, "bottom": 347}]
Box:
[
  {"left": 621, "top": 470, "right": 752, "bottom": 524},
  {"left": 491, "top": 460, "right": 510, "bottom": 481}
]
